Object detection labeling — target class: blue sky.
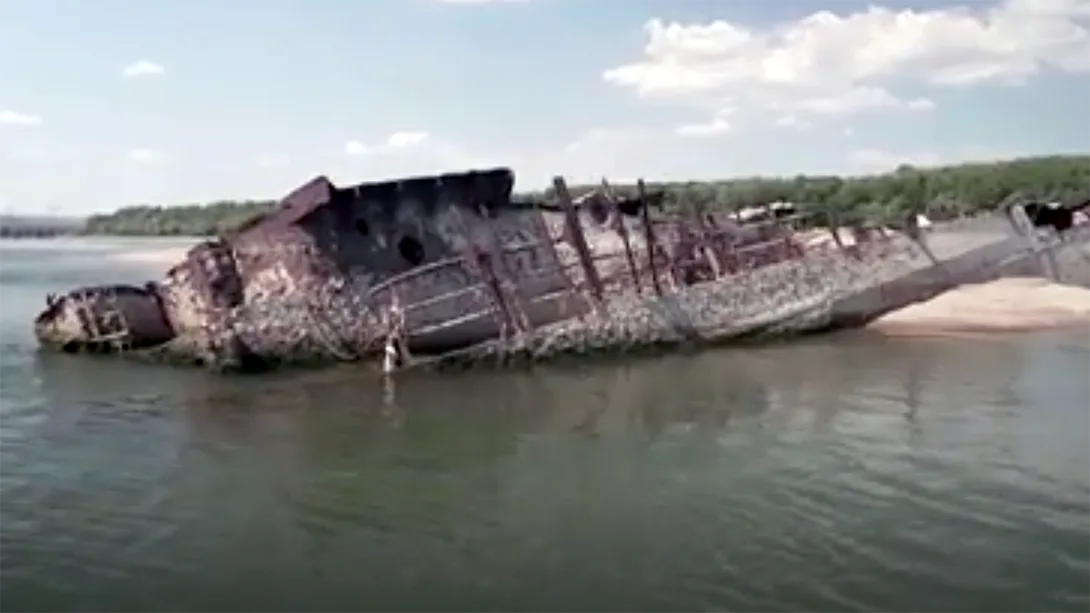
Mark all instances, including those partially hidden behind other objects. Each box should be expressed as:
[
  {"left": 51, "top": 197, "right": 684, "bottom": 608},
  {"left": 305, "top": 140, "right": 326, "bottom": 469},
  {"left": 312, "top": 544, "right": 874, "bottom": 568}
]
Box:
[{"left": 1, "top": 0, "right": 1088, "bottom": 215}]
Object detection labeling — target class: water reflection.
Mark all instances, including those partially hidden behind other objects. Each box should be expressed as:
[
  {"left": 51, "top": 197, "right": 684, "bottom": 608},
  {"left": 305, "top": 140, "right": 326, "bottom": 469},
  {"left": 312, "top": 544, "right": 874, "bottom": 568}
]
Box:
[
  {"left": 29, "top": 329, "right": 1038, "bottom": 455},
  {"left": 9, "top": 320, "right": 1088, "bottom": 612}
]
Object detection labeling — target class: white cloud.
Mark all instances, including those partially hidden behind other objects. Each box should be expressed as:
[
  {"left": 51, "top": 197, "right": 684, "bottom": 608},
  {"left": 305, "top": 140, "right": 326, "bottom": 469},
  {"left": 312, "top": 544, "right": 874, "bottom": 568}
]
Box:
[
  {"left": 848, "top": 149, "right": 942, "bottom": 171},
  {"left": 604, "top": 0, "right": 1090, "bottom": 125},
  {"left": 5, "top": 146, "right": 49, "bottom": 160},
  {"left": 256, "top": 153, "right": 291, "bottom": 168},
  {"left": 122, "top": 60, "right": 165, "bottom": 78},
  {"left": 775, "top": 114, "right": 809, "bottom": 129},
  {"left": 562, "top": 128, "right": 647, "bottom": 153},
  {"left": 906, "top": 98, "right": 938, "bottom": 111},
  {"left": 676, "top": 117, "right": 732, "bottom": 138},
  {"left": 847, "top": 146, "right": 1017, "bottom": 172},
  {"left": 127, "top": 148, "right": 163, "bottom": 164},
  {"left": 0, "top": 109, "right": 43, "bottom": 126},
  {"left": 514, "top": 127, "right": 665, "bottom": 187},
  {"left": 327, "top": 133, "right": 507, "bottom": 187},
  {"left": 343, "top": 131, "right": 430, "bottom": 156},
  {"left": 791, "top": 87, "right": 935, "bottom": 116},
  {"left": 386, "top": 131, "right": 429, "bottom": 148},
  {"left": 344, "top": 140, "right": 369, "bottom": 156}
]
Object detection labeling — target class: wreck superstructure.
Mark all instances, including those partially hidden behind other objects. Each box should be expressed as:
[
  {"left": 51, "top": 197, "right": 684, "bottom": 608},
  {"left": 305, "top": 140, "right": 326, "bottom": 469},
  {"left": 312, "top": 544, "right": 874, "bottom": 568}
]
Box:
[
  {"left": 38, "top": 168, "right": 564, "bottom": 362},
  {"left": 33, "top": 167, "right": 1090, "bottom": 372}
]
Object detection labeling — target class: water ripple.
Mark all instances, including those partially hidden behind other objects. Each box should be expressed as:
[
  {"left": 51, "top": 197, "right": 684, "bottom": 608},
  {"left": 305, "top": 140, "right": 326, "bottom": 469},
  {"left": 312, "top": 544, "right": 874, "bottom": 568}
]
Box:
[{"left": 1, "top": 258, "right": 1087, "bottom": 612}]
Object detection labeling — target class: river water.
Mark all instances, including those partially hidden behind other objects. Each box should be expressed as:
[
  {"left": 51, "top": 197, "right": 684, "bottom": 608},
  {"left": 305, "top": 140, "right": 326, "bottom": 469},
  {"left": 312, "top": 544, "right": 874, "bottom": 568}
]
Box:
[{"left": 1, "top": 238, "right": 1087, "bottom": 612}]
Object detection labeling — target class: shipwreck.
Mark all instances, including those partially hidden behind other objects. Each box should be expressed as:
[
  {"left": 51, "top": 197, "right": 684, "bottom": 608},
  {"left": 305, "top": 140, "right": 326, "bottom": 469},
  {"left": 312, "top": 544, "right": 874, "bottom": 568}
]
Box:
[{"left": 33, "top": 167, "right": 1090, "bottom": 373}]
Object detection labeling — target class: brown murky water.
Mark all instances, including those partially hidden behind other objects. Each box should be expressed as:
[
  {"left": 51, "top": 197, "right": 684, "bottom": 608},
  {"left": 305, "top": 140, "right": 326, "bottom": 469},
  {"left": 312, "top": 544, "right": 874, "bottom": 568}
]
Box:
[{"left": 1, "top": 239, "right": 1088, "bottom": 612}]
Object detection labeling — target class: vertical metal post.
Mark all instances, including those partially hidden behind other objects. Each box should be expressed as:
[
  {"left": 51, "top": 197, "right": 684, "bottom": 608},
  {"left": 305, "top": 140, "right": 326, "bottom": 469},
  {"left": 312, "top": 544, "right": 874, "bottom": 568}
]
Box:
[
  {"left": 638, "top": 179, "right": 663, "bottom": 296},
  {"left": 481, "top": 214, "right": 532, "bottom": 334},
  {"left": 553, "top": 176, "right": 604, "bottom": 305},
  {"left": 702, "top": 213, "right": 730, "bottom": 276},
  {"left": 694, "top": 210, "right": 723, "bottom": 279},
  {"left": 471, "top": 247, "right": 520, "bottom": 337},
  {"left": 601, "top": 179, "right": 642, "bottom": 293}
]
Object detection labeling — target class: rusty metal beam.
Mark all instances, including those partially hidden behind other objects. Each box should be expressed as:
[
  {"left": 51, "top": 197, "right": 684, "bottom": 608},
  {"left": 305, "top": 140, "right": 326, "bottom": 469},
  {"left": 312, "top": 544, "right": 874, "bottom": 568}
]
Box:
[
  {"left": 601, "top": 179, "right": 642, "bottom": 294},
  {"left": 637, "top": 179, "right": 663, "bottom": 296},
  {"left": 553, "top": 176, "right": 604, "bottom": 305}
]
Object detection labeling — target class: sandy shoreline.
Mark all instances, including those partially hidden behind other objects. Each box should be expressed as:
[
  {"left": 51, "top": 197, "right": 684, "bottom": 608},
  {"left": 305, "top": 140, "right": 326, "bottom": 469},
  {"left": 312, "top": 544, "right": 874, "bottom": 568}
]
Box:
[
  {"left": 108, "top": 246, "right": 194, "bottom": 266},
  {"left": 868, "top": 277, "right": 1090, "bottom": 336}
]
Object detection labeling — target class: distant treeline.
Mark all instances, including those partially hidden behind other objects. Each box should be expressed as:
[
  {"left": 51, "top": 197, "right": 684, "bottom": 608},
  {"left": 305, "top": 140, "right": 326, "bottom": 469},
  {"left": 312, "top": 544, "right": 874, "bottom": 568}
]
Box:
[
  {"left": 80, "top": 154, "right": 1090, "bottom": 237},
  {"left": 81, "top": 200, "right": 274, "bottom": 238},
  {"left": 0, "top": 215, "right": 84, "bottom": 239},
  {"left": 0, "top": 226, "right": 73, "bottom": 239}
]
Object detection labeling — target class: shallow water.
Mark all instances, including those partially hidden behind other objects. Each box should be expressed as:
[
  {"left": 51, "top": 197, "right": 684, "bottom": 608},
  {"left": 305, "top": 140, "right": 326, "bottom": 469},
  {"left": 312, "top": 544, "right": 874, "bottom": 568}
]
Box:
[{"left": 1, "top": 238, "right": 1088, "bottom": 612}]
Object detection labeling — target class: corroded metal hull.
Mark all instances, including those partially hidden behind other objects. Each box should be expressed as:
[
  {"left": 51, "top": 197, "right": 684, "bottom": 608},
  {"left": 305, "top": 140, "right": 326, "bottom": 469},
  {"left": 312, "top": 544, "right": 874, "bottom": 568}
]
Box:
[
  {"left": 35, "top": 284, "right": 175, "bottom": 353},
  {"left": 36, "top": 171, "right": 1084, "bottom": 373}
]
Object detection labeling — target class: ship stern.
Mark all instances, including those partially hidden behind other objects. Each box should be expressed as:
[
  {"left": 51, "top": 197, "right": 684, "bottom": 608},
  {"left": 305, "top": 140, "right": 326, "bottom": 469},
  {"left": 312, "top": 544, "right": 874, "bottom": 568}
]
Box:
[{"left": 33, "top": 284, "right": 178, "bottom": 353}]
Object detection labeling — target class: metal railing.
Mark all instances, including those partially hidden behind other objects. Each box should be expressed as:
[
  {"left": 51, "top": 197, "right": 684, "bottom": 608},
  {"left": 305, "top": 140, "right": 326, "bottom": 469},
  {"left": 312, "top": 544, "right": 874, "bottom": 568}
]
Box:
[{"left": 360, "top": 180, "right": 915, "bottom": 348}]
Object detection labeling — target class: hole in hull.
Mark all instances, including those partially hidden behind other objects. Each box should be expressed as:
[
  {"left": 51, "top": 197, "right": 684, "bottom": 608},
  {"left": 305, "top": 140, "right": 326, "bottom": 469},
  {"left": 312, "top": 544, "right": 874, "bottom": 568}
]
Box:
[{"left": 398, "top": 236, "right": 425, "bottom": 266}]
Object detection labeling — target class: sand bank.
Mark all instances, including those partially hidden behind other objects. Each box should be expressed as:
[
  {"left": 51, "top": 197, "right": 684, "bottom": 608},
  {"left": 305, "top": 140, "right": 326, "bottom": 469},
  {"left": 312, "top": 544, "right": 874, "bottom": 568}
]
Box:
[
  {"left": 108, "top": 246, "right": 193, "bottom": 265},
  {"left": 869, "top": 277, "right": 1090, "bottom": 336}
]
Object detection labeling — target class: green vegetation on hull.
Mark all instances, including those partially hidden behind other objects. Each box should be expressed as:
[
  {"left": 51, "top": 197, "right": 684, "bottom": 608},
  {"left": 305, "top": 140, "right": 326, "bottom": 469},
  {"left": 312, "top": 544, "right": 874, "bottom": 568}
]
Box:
[{"left": 81, "top": 155, "right": 1090, "bottom": 237}]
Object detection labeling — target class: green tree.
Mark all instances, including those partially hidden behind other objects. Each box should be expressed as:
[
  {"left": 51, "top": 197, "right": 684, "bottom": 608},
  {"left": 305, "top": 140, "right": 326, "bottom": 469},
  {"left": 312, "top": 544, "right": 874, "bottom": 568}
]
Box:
[{"left": 82, "top": 155, "right": 1090, "bottom": 237}]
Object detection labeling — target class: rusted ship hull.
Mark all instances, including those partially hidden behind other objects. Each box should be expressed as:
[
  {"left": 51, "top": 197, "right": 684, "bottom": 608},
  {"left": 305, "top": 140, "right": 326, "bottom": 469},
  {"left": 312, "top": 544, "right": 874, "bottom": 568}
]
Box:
[
  {"left": 32, "top": 168, "right": 808, "bottom": 370},
  {"left": 35, "top": 167, "right": 1085, "bottom": 373}
]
